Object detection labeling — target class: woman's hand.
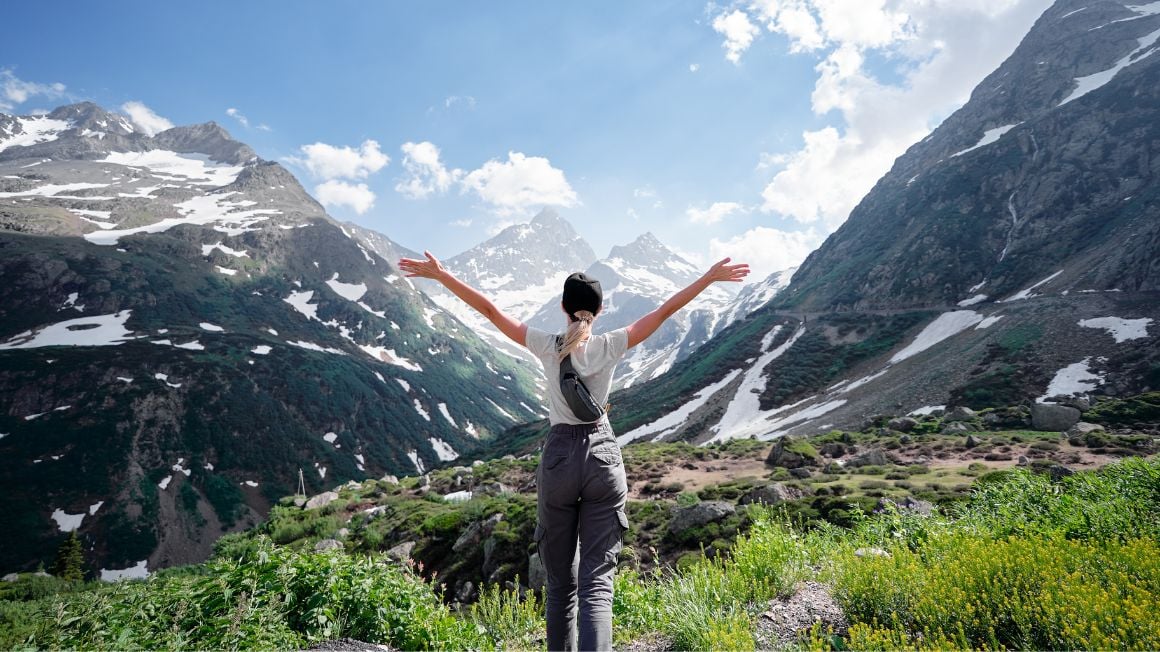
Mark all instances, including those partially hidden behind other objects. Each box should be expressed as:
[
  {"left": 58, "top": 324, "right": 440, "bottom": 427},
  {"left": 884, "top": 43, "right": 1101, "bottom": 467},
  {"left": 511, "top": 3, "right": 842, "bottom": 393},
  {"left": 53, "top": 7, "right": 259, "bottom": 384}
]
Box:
[
  {"left": 398, "top": 251, "right": 449, "bottom": 281},
  {"left": 701, "top": 257, "right": 750, "bottom": 284}
]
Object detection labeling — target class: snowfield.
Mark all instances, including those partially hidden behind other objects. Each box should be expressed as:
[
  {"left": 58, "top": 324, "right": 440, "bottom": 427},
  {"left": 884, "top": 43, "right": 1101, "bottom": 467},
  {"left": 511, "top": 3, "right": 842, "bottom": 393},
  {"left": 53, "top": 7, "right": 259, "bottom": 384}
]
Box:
[
  {"left": 0, "top": 311, "right": 136, "bottom": 349},
  {"left": 1077, "top": 316, "right": 1152, "bottom": 343},
  {"left": 1039, "top": 358, "right": 1105, "bottom": 402},
  {"left": 890, "top": 311, "right": 984, "bottom": 363}
]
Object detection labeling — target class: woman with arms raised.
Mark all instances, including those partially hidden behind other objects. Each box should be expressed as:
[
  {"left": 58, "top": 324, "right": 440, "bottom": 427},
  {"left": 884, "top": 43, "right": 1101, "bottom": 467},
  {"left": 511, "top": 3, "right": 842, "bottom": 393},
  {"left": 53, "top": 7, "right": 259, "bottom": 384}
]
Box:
[{"left": 397, "top": 251, "right": 749, "bottom": 651}]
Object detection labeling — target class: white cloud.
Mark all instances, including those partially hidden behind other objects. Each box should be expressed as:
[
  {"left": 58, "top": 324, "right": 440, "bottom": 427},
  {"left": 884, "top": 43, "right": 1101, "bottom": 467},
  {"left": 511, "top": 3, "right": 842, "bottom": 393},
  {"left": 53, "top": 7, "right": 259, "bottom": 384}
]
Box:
[
  {"left": 687, "top": 201, "right": 748, "bottom": 225},
  {"left": 709, "top": 227, "right": 822, "bottom": 281},
  {"left": 444, "top": 95, "right": 477, "bottom": 110},
  {"left": 121, "top": 101, "right": 173, "bottom": 137},
  {"left": 396, "top": 141, "right": 461, "bottom": 199},
  {"left": 461, "top": 151, "right": 579, "bottom": 216},
  {"left": 714, "top": 0, "right": 1052, "bottom": 230},
  {"left": 450, "top": 218, "right": 473, "bottom": 228},
  {"left": 226, "top": 107, "right": 271, "bottom": 131},
  {"left": 627, "top": 208, "right": 641, "bottom": 220},
  {"left": 315, "top": 180, "right": 376, "bottom": 214},
  {"left": 1, "top": 70, "right": 67, "bottom": 112},
  {"left": 292, "top": 140, "right": 389, "bottom": 180},
  {"left": 713, "top": 9, "right": 761, "bottom": 63},
  {"left": 690, "top": 63, "right": 701, "bottom": 72}
]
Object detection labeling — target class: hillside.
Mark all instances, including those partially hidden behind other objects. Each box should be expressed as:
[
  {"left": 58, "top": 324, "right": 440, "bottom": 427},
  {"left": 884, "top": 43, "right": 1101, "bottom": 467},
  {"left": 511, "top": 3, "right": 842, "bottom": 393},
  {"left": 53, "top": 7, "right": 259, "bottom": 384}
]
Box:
[
  {"left": 593, "top": 0, "right": 1160, "bottom": 446},
  {"left": 0, "top": 103, "right": 543, "bottom": 576}
]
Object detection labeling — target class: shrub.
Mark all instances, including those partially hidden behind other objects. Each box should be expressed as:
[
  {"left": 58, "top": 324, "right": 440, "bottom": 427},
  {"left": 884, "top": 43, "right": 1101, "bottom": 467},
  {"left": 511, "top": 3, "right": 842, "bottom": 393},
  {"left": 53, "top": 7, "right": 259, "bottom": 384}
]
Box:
[{"left": 469, "top": 580, "right": 543, "bottom": 649}]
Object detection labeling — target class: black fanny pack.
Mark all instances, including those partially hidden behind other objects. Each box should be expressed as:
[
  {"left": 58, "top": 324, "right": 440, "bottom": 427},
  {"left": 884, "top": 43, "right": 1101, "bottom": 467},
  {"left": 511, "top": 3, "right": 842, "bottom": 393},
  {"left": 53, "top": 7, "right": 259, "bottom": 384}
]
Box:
[{"left": 557, "top": 337, "right": 605, "bottom": 423}]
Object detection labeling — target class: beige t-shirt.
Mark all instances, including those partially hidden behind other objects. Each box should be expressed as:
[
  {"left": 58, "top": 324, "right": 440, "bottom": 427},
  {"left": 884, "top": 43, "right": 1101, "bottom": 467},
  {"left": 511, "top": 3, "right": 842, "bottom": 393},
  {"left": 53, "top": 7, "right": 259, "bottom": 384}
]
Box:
[{"left": 525, "top": 326, "right": 630, "bottom": 425}]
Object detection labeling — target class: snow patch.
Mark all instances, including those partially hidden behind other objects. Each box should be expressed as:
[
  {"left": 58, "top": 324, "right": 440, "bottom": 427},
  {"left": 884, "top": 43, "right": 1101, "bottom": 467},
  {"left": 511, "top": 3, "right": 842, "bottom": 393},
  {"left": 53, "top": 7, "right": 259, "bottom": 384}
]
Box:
[
  {"left": 976, "top": 315, "right": 1004, "bottom": 330},
  {"left": 101, "top": 560, "right": 149, "bottom": 582},
  {"left": 51, "top": 509, "right": 85, "bottom": 532},
  {"left": 909, "top": 405, "right": 946, "bottom": 416},
  {"left": 199, "top": 322, "right": 224, "bottom": 332},
  {"left": 0, "top": 311, "right": 136, "bottom": 349},
  {"left": 323, "top": 432, "right": 338, "bottom": 444},
  {"left": 429, "top": 437, "right": 459, "bottom": 462},
  {"left": 486, "top": 398, "right": 518, "bottom": 421},
  {"left": 951, "top": 124, "right": 1019, "bottom": 158},
  {"left": 957, "top": 294, "right": 989, "bottom": 307},
  {"left": 326, "top": 273, "right": 368, "bottom": 302},
  {"left": 1062, "top": 26, "right": 1160, "bottom": 105},
  {"left": 408, "top": 450, "right": 426, "bottom": 475},
  {"left": 287, "top": 340, "right": 347, "bottom": 355},
  {"left": 437, "top": 403, "right": 457, "bottom": 427},
  {"left": 890, "top": 311, "right": 984, "bottom": 364},
  {"left": 359, "top": 345, "right": 422, "bottom": 371},
  {"left": 1039, "top": 358, "right": 1104, "bottom": 402},
  {"left": 1001, "top": 270, "right": 1064, "bottom": 302},
  {"left": 1077, "top": 317, "right": 1152, "bottom": 343},
  {"left": 251, "top": 345, "right": 272, "bottom": 355},
  {"left": 201, "top": 242, "right": 249, "bottom": 258},
  {"left": 284, "top": 290, "right": 320, "bottom": 321},
  {"left": 413, "top": 399, "right": 432, "bottom": 421},
  {"left": 619, "top": 369, "right": 742, "bottom": 445}
]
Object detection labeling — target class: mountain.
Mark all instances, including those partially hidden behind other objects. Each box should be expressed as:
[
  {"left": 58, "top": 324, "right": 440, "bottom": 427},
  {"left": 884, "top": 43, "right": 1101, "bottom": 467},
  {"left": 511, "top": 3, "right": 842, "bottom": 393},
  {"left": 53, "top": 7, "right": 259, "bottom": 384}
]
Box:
[
  {"left": 601, "top": 0, "right": 1160, "bottom": 446},
  {"left": 525, "top": 232, "right": 753, "bottom": 388},
  {"left": 0, "top": 103, "right": 543, "bottom": 576}
]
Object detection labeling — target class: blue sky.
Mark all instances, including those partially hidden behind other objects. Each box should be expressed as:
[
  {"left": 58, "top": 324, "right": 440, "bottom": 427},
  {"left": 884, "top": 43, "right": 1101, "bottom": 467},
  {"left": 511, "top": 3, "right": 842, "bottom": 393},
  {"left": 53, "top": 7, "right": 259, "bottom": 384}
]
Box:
[{"left": 2, "top": 0, "right": 1052, "bottom": 280}]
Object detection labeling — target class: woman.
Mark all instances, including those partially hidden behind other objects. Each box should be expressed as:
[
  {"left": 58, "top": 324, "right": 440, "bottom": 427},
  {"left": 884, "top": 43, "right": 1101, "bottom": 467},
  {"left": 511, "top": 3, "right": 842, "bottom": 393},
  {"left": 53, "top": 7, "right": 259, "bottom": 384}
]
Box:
[{"left": 398, "top": 251, "right": 749, "bottom": 651}]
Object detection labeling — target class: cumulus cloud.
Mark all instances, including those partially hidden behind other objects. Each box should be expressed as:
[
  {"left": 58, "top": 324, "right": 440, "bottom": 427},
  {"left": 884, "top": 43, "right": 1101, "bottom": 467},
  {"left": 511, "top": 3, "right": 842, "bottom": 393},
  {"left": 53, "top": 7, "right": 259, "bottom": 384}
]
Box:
[
  {"left": 709, "top": 227, "right": 822, "bottom": 281},
  {"left": 395, "top": 141, "right": 461, "bottom": 199},
  {"left": 690, "top": 63, "right": 701, "bottom": 72},
  {"left": 687, "top": 201, "right": 748, "bottom": 225},
  {"left": 226, "top": 107, "right": 270, "bottom": 131},
  {"left": 315, "top": 180, "right": 376, "bottom": 214},
  {"left": 291, "top": 140, "right": 389, "bottom": 180},
  {"left": 461, "top": 151, "right": 579, "bottom": 216},
  {"left": 713, "top": 9, "right": 761, "bottom": 63},
  {"left": 1, "top": 70, "right": 67, "bottom": 112},
  {"left": 121, "top": 101, "right": 174, "bottom": 136},
  {"left": 711, "top": 0, "right": 1052, "bottom": 230}
]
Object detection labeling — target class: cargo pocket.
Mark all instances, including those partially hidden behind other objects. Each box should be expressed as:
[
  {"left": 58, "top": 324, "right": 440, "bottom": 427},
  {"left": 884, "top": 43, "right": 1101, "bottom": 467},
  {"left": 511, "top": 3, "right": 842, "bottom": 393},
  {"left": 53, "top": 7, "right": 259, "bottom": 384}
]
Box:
[
  {"left": 606, "top": 510, "right": 630, "bottom": 565},
  {"left": 541, "top": 435, "right": 573, "bottom": 471},
  {"left": 590, "top": 442, "right": 626, "bottom": 496}
]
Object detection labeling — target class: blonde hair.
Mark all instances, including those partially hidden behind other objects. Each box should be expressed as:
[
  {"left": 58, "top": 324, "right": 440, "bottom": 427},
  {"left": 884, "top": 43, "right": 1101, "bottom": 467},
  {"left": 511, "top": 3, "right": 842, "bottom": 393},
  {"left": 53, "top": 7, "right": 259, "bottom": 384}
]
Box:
[{"left": 557, "top": 310, "right": 596, "bottom": 361}]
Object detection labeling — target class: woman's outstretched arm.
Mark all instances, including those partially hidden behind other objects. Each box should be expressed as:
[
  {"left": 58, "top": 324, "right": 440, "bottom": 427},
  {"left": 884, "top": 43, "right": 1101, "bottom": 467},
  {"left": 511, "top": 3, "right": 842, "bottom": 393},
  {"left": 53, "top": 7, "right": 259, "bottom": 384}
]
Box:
[
  {"left": 398, "top": 251, "right": 528, "bottom": 346},
  {"left": 625, "top": 257, "right": 749, "bottom": 349}
]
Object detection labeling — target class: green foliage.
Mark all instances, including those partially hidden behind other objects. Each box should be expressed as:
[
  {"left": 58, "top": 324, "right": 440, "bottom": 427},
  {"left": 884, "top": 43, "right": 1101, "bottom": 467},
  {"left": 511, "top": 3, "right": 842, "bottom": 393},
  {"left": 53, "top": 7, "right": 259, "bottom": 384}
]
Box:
[
  {"left": 469, "top": 580, "right": 543, "bottom": 650},
  {"left": 26, "top": 537, "right": 481, "bottom": 651},
  {"left": 1084, "top": 392, "right": 1160, "bottom": 426}
]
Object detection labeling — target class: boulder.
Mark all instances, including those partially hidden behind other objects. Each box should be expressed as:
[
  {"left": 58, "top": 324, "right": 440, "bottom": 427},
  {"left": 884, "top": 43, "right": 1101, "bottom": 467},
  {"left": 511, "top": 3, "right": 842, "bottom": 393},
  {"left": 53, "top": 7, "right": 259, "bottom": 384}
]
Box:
[
  {"left": 819, "top": 442, "right": 847, "bottom": 458},
  {"left": 1031, "top": 403, "right": 1080, "bottom": 432},
  {"left": 756, "top": 581, "right": 848, "bottom": 649},
  {"left": 2, "top": 573, "right": 18, "bottom": 582},
  {"left": 304, "top": 491, "right": 340, "bottom": 510},
  {"left": 789, "top": 467, "right": 812, "bottom": 479},
  {"left": 385, "top": 541, "right": 416, "bottom": 561},
  {"left": 765, "top": 438, "right": 818, "bottom": 469},
  {"left": 453, "top": 513, "right": 504, "bottom": 553},
  {"left": 944, "top": 406, "right": 977, "bottom": 422},
  {"left": 942, "top": 422, "right": 971, "bottom": 435},
  {"left": 455, "top": 580, "right": 475, "bottom": 603},
  {"left": 887, "top": 417, "right": 919, "bottom": 433},
  {"left": 336, "top": 528, "right": 350, "bottom": 539},
  {"left": 668, "top": 501, "right": 736, "bottom": 534},
  {"left": 965, "top": 434, "right": 981, "bottom": 449},
  {"left": 1017, "top": 455, "right": 1030, "bottom": 466},
  {"left": 740, "top": 483, "right": 803, "bottom": 506},
  {"left": 1067, "top": 422, "right": 1105, "bottom": 437},
  {"left": 293, "top": 497, "right": 307, "bottom": 508},
  {"left": 878, "top": 496, "right": 934, "bottom": 515},
  {"left": 528, "top": 553, "right": 546, "bottom": 592},
  {"left": 1048, "top": 465, "right": 1076, "bottom": 481},
  {"left": 848, "top": 449, "right": 888, "bottom": 468},
  {"left": 476, "top": 482, "right": 512, "bottom": 497},
  {"left": 314, "top": 539, "right": 343, "bottom": 552},
  {"left": 380, "top": 475, "right": 399, "bottom": 485}
]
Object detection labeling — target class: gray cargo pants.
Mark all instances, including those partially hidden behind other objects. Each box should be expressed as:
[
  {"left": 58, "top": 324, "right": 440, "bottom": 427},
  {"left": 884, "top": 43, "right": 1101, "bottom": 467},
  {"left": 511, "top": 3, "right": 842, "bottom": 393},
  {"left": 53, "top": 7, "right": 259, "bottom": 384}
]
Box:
[{"left": 535, "top": 418, "right": 629, "bottom": 652}]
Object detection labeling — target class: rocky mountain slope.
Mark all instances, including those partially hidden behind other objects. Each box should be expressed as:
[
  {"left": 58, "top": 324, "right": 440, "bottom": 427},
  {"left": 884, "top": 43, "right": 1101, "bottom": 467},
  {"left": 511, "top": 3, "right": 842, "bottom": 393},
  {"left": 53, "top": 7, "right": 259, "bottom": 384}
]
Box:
[
  {"left": 595, "top": 0, "right": 1160, "bottom": 446},
  {"left": 0, "top": 103, "right": 543, "bottom": 576}
]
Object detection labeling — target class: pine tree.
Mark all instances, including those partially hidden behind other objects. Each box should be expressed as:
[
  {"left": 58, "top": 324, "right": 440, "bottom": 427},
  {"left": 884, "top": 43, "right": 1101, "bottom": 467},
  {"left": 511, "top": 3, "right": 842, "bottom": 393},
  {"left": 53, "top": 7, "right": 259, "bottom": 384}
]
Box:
[{"left": 51, "top": 531, "right": 86, "bottom": 582}]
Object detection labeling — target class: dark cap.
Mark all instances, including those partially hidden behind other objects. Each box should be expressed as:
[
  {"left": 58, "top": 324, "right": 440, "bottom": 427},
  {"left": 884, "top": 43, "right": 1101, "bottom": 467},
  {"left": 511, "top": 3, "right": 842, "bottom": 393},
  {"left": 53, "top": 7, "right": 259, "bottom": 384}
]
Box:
[{"left": 562, "top": 272, "right": 602, "bottom": 316}]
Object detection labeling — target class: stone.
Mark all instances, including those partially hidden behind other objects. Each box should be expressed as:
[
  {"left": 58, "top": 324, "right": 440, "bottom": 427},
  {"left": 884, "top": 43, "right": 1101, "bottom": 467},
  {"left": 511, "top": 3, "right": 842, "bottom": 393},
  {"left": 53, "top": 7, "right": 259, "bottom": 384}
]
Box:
[
  {"left": 453, "top": 513, "right": 504, "bottom": 553},
  {"left": 304, "top": 491, "right": 340, "bottom": 510},
  {"left": 944, "top": 406, "right": 977, "bottom": 422},
  {"left": 765, "top": 437, "right": 817, "bottom": 469},
  {"left": 965, "top": 434, "right": 981, "bottom": 449},
  {"left": 417, "top": 475, "right": 430, "bottom": 490},
  {"left": 528, "top": 553, "right": 546, "bottom": 592},
  {"left": 854, "top": 548, "right": 889, "bottom": 557},
  {"left": 819, "top": 442, "right": 847, "bottom": 457},
  {"left": 896, "top": 496, "right": 934, "bottom": 515},
  {"left": 1017, "top": 455, "right": 1030, "bottom": 466},
  {"left": 385, "top": 541, "right": 416, "bottom": 561},
  {"left": 336, "top": 528, "right": 350, "bottom": 539},
  {"left": 2, "top": 573, "right": 18, "bottom": 582},
  {"left": 942, "top": 422, "right": 971, "bottom": 435},
  {"left": 455, "top": 580, "right": 475, "bottom": 603},
  {"left": 755, "top": 581, "right": 848, "bottom": 649},
  {"left": 1048, "top": 465, "right": 1076, "bottom": 481},
  {"left": 1031, "top": 403, "right": 1081, "bottom": 432},
  {"left": 887, "top": 417, "right": 919, "bottom": 432},
  {"left": 380, "top": 475, "right": 399, "bottom": 485},
  {"left": 740, "top": 483, "right": 803, "bottom": 506},
  {"left": 476, "top": 482, "right": 512, "bottom": 497},
  {"left": 314, "top": 539, "right": 343, "bottom": 552},
  {"left": 848, "top": 448, "right": 888, "bottom": 468},
  {"left": 789, "top": 467, "right": 812, "bottom": 479},
  {"left": 899, "top": 434, "right": 912, "bottom": 445},
  {"left": 1067, "top": 422, "right": 1105, "bottom": 437},
  {"left": 293, "top": 497, "right": 307, "bottom": 508},
  {"left": 483, "top": 537, "right": 499, "bottom": 576},
  {"left": 668, "top": 501, "right": 736, "bottom": 534}
]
